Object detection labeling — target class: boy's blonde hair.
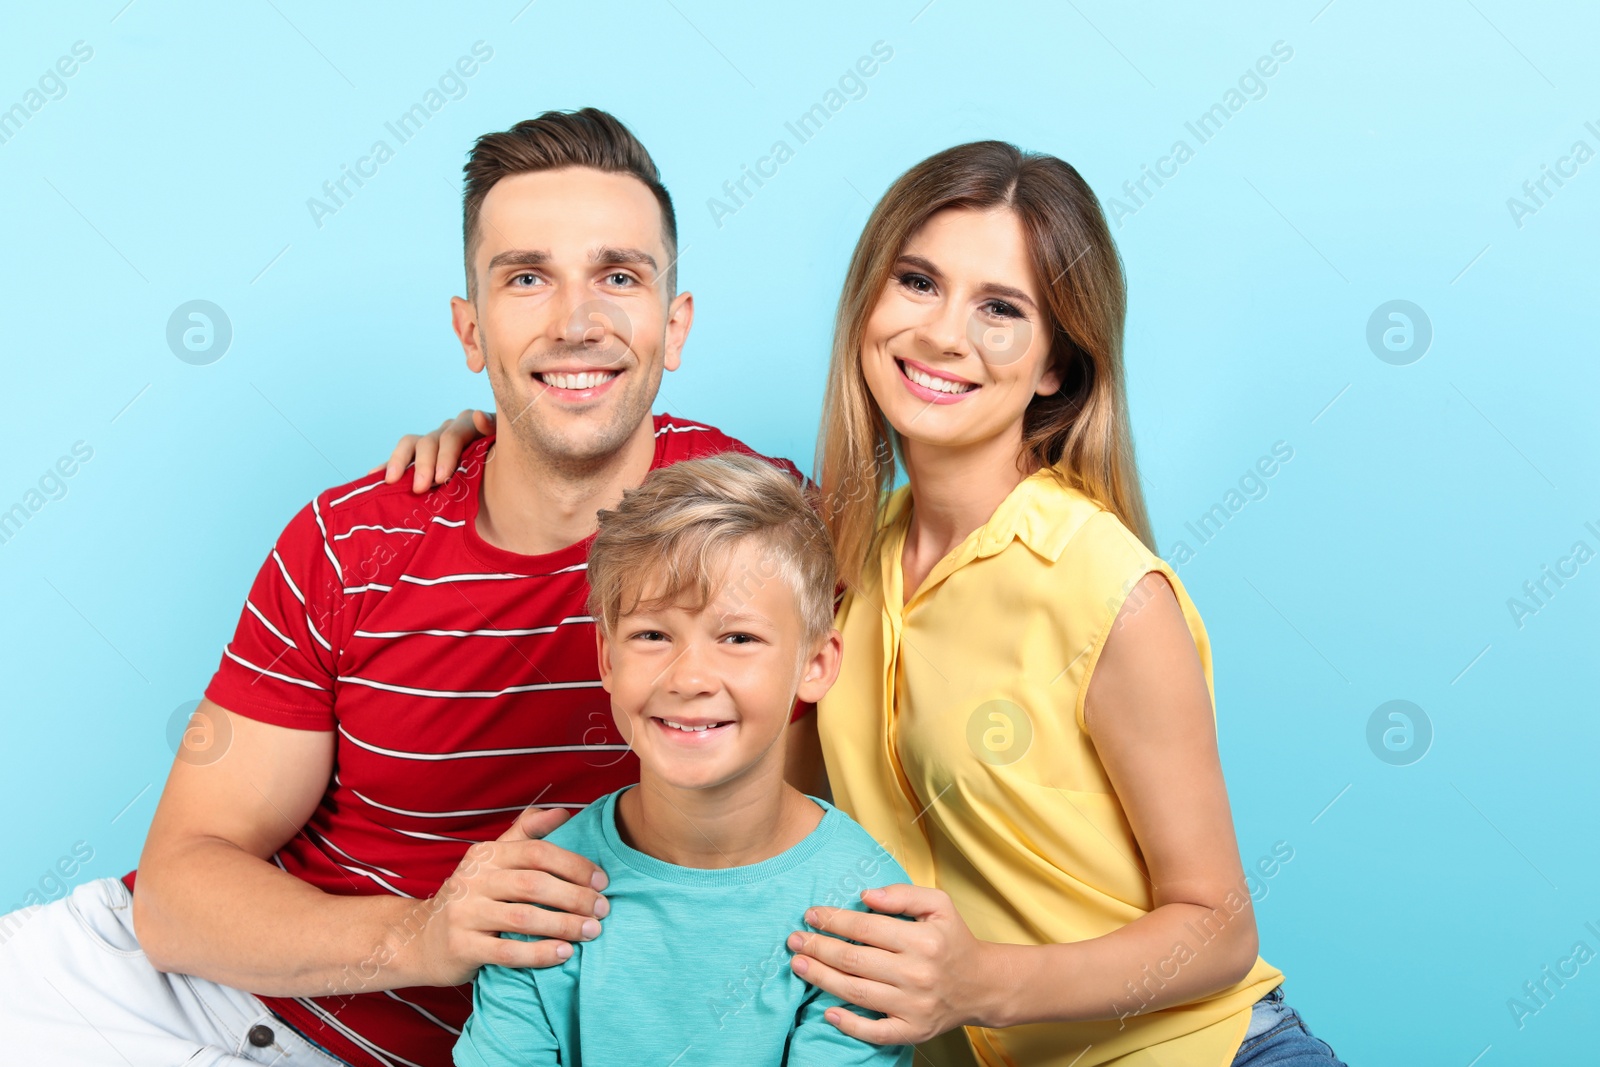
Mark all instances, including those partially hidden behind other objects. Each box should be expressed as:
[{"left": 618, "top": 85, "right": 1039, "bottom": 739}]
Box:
[{"left": 587, "top": 453, "right": 837, "bottom": 645}]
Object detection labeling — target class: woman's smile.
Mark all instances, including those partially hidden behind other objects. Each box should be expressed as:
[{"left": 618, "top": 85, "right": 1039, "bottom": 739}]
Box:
[{"left": 895, "top": 356, "right": 979, "bottom": 404}]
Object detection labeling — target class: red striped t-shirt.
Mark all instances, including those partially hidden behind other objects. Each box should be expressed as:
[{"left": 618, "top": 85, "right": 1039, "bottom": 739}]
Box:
[{"left": 121, "top": 414, "right": 805, "bottom": 1067}]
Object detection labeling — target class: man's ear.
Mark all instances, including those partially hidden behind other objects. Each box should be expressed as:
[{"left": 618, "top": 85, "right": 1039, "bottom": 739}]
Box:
[
  {"left": 596, "top": 626, "right": 614, "bottom": 693},
  {"left": 795, "top": 628, "right": 843, "bottom": 705},
  {"left": 662, "top": 290, "right": 693, "bottom": 373},
  {"left": 451, "top": 295, "right": 486, "bottom": 374}
]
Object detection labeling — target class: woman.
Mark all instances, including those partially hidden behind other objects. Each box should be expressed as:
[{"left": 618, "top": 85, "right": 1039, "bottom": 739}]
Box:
[{"left": 384, "top": 142, "right": 1345, "bottom": 1066}]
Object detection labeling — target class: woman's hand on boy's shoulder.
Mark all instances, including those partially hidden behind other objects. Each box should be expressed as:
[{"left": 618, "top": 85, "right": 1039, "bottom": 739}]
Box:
[{"left": 785, "top": 883, "right": 1002, "bottom": 1045}]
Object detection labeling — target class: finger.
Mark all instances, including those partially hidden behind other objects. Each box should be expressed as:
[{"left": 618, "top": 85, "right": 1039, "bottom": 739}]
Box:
[
  {"left": 491, "top": 898, "right": 601, "bottom": 944},
  {"left": 436, "top": 411, "right": 476, "bottom": 481},
  {"left": 487, "top": 867, "right": 607, "bottom": 920},
  {"left": 475, "top": 931, "right": 574, "bottom": 971},
  {"left": 497, "top": 805, "right": 570, "bottom": 843},
  {"left": 384, "top": 434, "right": 419, "bottom": 484},
  {"left": 859, "top": 882, "right": 949, "bottom": 921},
  {"left": 819, "top": 1004, "right": 918, "bottom": 1047},
  {"left": 788, "top": 952, "right": 898, "bottom": 1016},
  {"left": 786, "top": 930, "right": 899, "bottom": 984},
  {"left": 803, "top": 906, "right": 911, "bottom": 952},
  {"left": 497, "top": 837, "right": 609, "bottom": 894},
  {"left": 412, "top": 432, "right": 441, "bottom": 494},
  {"left": 471, "top": 409, "right": 496, "bottom": 436}
]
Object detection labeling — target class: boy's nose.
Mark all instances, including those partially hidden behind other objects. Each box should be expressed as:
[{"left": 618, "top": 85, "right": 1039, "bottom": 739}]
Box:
[{"left": 657, "top": 640, "right": 717, "bottom": 699}]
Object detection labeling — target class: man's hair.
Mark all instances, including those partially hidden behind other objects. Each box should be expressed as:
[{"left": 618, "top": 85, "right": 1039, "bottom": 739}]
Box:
[
  {"left": 587, "top": 454, "right": 836, "bottom": 647},
  {"left": 461, "top": 107, "right": 678, "bottom": 300}
]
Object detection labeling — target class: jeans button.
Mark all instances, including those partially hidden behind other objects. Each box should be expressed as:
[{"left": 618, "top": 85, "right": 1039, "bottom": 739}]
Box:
[{"left": 247, "top": 1024, "right": 275, "bottom": 1048}]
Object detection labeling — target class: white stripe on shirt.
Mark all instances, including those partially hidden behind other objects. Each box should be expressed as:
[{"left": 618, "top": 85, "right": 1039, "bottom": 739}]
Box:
[
  {"left": 327, "top": 479, "right": 386, "bottom": 508},
  {"left": 304, "top": 826, "right": 403, "bottom": 879},
  {"left": 245, "top": 600, "right": 297, "bottom": 650},
  {"left": 272, "top": 550, "right": 307, "bottom": 605},
  {"left": 333, "top": 524, "right": 424, "bottom": 541},
  {"left": 224, "top": 647, "right": 327, "bottom": 691},
  {"left": 351, "top": 615, "right": 593, "bottom": 639},
  {"left": 347, "top": 787, "right": 565, "bottom": 820},
  {"left": 311, "top": 498, "right": 344, "bottom": 584},
  {"left": 338, "top": 724, "right": 628, "bottom": 761},
  {"left": 293, "top": 997, "right": 428, "bottom": 1067},
  {"left": 394, "top": 565, "right": 584, "bottom": 587},
  {"left": 336, "top": 675, "right": 602, "bottom": 699},
  {"left": 383, "top": 990, "right": 463, "bottom": 1036},
  {"left": 335, "top": 862, "right": 412, "bottom": 898}
]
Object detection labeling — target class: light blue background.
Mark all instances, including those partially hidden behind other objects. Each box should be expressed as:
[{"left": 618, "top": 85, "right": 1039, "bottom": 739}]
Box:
[{"left": 2, "top": 2, "right": 1596, "bottom": 1063}]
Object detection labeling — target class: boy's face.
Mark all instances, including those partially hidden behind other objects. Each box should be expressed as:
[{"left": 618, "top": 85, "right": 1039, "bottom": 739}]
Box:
[{"left": 597, "top": 538, "right": 840, "bottom": 792}]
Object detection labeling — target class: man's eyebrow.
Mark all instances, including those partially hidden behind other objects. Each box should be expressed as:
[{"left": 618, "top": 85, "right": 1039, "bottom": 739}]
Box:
[
  {"left": 897, "top": 253, "right": 1039, "bottom": 313},
  {"left": 592, "top": 247, "right": 659, "bottom": 274},
  {"left": 486, "top": 248, "right": 550, "bottom": 272}
]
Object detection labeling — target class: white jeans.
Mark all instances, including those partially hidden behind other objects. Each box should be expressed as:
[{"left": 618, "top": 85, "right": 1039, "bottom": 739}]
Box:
[{"left": 0, "top": 875, "right": 350, "bottom": 1066}]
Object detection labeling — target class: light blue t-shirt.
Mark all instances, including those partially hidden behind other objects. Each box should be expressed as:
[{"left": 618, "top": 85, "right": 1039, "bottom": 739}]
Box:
[{"left": 453, "top": 787, "right": 913, "bottom": 1067}]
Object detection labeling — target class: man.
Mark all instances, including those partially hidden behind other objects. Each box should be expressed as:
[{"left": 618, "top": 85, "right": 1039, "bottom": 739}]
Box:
[{"left": 0, "top": 108, "right": 821, "bottom": 1067}]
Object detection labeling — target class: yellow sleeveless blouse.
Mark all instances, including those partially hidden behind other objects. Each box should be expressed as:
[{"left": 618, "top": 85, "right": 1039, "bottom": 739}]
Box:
[{"left": 818, "top": 469, "right": 1283, "bottom": 1067}]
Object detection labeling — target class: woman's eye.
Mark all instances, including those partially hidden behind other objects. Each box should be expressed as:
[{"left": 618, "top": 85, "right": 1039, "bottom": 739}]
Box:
[
  {"left": 982, "top": 299, "right": 1023, "bottom": 319},
  {"left": 898, "top": 272, "right": 934, "bottom": 294}
]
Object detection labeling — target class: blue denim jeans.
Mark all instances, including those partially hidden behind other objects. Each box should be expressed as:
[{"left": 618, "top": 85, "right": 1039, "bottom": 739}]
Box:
[{"left": 1230, "top": 984, "right": 1348, "bottom": 1066}]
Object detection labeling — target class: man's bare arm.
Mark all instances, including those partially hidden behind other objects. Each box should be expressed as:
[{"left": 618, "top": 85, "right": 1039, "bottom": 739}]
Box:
[{"left": 132, "top": 700, "right": 611, "bottom": 997}]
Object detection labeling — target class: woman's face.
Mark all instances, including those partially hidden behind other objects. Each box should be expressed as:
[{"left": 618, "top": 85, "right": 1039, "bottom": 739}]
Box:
[{"left": 859, "top": 205, "right": 1061, "bottom": 458}]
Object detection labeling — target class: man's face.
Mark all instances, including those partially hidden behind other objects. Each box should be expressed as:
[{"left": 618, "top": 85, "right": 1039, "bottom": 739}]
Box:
[
  {"left": 597, "top": 538, "right": 841, "bottom": 793},
  {"left": 452, "top": 167, "right": 692, "bottom": 467}
]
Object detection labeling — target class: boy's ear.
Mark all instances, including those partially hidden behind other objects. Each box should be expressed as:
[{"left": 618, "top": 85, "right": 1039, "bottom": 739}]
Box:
[
  {"left": 596, "top": 627, "right": 614, "bottom": 692},
  {"left": 795, "top": 628, "right": 843, "bottom": 705}
]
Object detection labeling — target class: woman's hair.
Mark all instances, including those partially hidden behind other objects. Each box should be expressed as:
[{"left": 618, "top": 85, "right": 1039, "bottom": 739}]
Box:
[
  {"left": 586, "top": 453, "right": 837, "bottom": 646},
  {"left": 814, "top": 140, "right": 1153, "bottom": 587}
]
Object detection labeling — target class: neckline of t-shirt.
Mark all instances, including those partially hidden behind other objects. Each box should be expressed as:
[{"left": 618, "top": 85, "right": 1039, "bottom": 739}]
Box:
[
  {"left": 598, "top": 785, "right": 840, "bottom": 887},
  {"left": 457, "top": 419, "right": 673, "bottom": 574}
]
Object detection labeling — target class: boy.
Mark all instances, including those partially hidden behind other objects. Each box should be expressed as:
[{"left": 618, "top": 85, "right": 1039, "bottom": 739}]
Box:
[{"left": 453, "top": 453, "right": 911, "bottom": 1066}]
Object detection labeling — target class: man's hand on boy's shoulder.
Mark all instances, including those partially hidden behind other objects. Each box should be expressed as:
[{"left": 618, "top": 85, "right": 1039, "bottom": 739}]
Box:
[{"left": 403, "top": 804, "right": 612, "bottom": 988}]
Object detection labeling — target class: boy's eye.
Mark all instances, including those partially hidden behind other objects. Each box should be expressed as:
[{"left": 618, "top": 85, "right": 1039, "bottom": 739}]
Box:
[
  {"left": 721, "top": 633, "right": 759, "bottom": 645},
  {"left": 630, "top": 630, "right": 669, "bottom": 642}
]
